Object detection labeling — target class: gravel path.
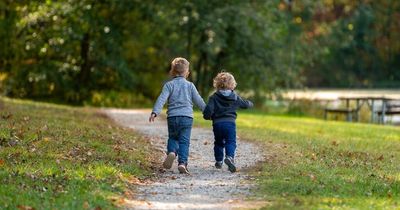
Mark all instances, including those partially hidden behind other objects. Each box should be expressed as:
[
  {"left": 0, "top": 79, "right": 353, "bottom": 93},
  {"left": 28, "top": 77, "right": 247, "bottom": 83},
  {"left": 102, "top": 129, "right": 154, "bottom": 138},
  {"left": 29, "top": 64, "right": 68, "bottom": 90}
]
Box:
[{"left": 104, "top": 109, "right": 265, "bottom": 210}]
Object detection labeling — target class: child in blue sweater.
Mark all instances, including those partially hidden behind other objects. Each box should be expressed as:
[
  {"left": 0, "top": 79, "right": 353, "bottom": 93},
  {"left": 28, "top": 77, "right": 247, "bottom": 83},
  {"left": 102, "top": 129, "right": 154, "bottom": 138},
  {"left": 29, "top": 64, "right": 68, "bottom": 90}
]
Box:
[
  {"left": 149, "top": 57, "right": 206, "bottom": 174},
  {"left": 203, "top": 72, "right": 253, "bottom": 172}
]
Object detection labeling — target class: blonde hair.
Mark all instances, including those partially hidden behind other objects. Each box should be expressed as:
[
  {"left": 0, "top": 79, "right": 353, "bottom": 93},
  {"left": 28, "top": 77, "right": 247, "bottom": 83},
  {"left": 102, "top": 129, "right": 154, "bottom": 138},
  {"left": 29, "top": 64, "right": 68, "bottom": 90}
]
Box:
[
  {"left": 169, "top": 57, "right": 190, "bottom": 77},
  {"left": 213, "top": 72, "right": 237, "bottom": 90}
]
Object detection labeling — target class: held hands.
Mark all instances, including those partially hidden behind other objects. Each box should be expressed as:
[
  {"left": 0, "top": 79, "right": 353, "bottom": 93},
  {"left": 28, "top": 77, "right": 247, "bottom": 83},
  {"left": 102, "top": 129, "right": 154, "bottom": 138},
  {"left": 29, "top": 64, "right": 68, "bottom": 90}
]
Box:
[{"left": 149, "top": 112, "right": 157, "bottom": 122}]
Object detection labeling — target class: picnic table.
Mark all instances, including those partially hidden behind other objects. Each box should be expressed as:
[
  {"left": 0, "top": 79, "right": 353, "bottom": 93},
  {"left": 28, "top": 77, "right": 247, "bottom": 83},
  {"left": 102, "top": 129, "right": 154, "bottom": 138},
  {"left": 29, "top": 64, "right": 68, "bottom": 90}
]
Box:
[{"left": 325, "top": 96, "right": 400, "bottom": 124}]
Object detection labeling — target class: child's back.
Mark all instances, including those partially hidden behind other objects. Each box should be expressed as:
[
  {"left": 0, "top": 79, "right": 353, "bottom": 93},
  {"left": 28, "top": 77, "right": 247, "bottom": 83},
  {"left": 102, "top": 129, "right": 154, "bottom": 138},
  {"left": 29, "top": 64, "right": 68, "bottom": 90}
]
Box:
[
  {"left": 203, "top": 72, "right": 253, "bottom": 173},
  {"left": 203, "top": 90, "right": 252, "bottom": 124},
  {"left": 149, "top": 57, "right": 205, "bottom": 174},
  {"left": 153, "top": 76, "right": 204, "bottom": 118}
]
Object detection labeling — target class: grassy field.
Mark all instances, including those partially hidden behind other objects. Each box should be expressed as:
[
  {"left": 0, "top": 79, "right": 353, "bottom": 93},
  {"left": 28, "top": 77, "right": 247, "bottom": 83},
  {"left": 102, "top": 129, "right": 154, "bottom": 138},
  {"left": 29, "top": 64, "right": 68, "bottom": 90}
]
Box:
[
  {"left": 194, "top": 111, "right": 400, "bottom": 210},
  {"left": 0, "top": 98, "right": 153, "bottom": 209}
]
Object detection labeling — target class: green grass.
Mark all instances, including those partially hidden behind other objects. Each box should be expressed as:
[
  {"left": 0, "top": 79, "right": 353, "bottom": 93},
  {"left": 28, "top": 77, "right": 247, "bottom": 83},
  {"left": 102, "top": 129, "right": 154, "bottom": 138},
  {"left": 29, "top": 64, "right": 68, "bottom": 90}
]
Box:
[
  {"left": 0, "top": 98, "right": 153, "bottom": 209},
  {"left": 194, "top": 111, "right": 400, "bottom": 210}
]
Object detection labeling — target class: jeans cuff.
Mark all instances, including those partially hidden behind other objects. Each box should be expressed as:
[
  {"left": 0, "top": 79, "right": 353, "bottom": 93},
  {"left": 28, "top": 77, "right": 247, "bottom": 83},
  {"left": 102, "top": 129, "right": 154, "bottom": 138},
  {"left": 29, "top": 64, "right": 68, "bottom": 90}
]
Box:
[{"left": 178, "top": 161, "right": 187, "bottom": 165}]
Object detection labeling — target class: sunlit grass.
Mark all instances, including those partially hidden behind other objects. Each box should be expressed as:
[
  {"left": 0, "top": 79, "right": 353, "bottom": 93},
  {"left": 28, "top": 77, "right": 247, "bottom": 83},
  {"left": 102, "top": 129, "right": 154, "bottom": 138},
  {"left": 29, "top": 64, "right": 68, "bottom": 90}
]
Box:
[
  {"left": 194, "top": 111, "right": 400, "bottom": 209},
  {"left": 0, "top": 97, "right": 152, "bottom": 209}
]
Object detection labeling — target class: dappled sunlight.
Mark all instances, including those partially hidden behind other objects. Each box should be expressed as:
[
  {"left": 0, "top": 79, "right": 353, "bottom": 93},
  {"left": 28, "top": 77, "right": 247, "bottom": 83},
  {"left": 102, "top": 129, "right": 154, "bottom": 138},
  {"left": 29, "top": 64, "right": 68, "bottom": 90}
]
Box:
[
  {"left": 197, "top": 110, "right": 400, "bottom": 209},
  {"left": 0, "top": 99, "right": 152, "bottom": 209}
]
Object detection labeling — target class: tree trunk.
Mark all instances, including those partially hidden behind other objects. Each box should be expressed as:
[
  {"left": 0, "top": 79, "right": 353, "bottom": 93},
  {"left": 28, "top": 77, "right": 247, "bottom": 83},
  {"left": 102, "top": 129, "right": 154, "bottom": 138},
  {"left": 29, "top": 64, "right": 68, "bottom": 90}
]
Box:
[
  {"left": 79, "top": 32, "right": 91, "bottom": 86},
  {"left": 186, "top": 6, "right": 193, "bottom": 81},
  {"left": 2, "top": 0, "right": 15, "bottom": 73},
  {"left": 75, "top": 32, "right": 91, "bottom": 102}
]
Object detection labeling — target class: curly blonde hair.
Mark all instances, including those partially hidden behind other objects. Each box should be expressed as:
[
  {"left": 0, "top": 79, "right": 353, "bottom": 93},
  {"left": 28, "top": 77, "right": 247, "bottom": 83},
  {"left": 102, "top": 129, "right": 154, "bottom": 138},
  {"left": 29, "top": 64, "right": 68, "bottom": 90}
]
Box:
[
  {"left": 213, "top": 72, "right": 237, "bottom": 90},
  {"left": 169, "top": 57, "right": 190, "bottom": 77}
]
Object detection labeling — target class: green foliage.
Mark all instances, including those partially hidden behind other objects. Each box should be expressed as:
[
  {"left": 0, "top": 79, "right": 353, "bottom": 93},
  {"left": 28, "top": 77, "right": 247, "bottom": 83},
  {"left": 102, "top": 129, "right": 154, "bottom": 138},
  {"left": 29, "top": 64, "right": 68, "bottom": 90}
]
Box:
[
  {"left": 301, "top": 0, "right": 400, "bottom": 88},
  {"left": 0, "top": 1, "right": 399, "bottom": 106},
  {"left": 83, "top": 91, "right": 151, "bottom": 108},
  {"left": 0, "top": 98, "right": 153, "bottom": 209},
  {"left": 1, "top": 0, "right": 136, "bottom": 103},
  {"left": 194, "top": 111, "right": 400, "bottom": 209}
]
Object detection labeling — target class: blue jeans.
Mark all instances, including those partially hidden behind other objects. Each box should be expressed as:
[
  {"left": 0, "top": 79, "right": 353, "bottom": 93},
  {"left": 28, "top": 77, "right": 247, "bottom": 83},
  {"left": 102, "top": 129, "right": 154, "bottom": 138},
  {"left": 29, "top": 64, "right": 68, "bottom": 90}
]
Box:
[
  {"left": 212, "top": 121, "right": 236, "bottom": 162},
  {"left": 167, "top": 116, "right": 193, "bottom": 164}
]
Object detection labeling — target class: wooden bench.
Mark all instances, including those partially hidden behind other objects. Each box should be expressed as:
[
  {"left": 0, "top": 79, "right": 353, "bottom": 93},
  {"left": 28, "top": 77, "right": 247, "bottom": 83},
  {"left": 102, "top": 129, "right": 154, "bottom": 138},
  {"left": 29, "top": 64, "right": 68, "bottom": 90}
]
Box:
[
  {"left": 375, "top": 100, "right": 400, "bottom": 124},
  {"left": 324, "top": 108, "right": 357, "bottom": 122}
]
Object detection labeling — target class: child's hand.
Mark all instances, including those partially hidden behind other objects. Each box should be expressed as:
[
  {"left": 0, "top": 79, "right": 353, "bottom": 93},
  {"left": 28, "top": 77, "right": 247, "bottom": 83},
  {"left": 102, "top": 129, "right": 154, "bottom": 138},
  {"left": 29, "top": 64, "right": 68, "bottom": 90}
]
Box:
[{"left": 149, "top": 112, "right": 157, "bottom": 122}]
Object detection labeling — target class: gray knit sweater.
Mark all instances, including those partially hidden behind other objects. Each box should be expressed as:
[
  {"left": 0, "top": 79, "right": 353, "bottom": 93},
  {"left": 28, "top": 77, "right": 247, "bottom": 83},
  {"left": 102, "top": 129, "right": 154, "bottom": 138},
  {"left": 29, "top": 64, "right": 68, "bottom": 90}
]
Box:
[{"left": 152, "top": 76, "right": 206, "bottom": 118}]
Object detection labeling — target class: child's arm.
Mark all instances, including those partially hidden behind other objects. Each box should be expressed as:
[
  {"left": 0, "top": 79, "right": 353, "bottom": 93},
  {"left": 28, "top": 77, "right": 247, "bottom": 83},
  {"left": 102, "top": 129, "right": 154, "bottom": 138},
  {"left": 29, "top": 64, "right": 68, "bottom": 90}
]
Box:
[
  {"left": 149, "top": 84, "right": 170, "bottom": 122},
  {"left": 203, "top": 96, "right": 215, "bottom": 120},
  {"left": 237, "top": 96, "right": 254, "bottom": 109},
  {"left": 191, "top": 83, "right": 206, "bottom": 111}
]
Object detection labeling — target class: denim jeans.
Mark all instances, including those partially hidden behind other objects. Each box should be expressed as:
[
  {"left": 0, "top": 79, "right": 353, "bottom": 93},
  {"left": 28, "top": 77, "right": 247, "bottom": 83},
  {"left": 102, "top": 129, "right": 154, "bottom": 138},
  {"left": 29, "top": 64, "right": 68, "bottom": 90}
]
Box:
[
  {"left": 167, "top": 116, "right": 193, "bottom": 164},
  {"left": 212, "top": 121, "right": 236, "bottom": 162}
]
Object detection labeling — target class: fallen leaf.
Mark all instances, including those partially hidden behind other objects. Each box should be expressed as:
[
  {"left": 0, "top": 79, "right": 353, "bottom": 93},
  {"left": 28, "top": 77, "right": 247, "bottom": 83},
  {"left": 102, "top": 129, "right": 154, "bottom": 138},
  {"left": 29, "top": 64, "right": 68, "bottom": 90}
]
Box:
[
  {"left": 17, "top": 205, "right": 35, "bottom": 210},
  {"left": 377, "top": 155, "right": 384, "bottom": 161},
  {"left": 41, "top": 125, "right": 48, "bottom": 131},
  {"left": 1, "top": 113, "right": 12, "bottom": 120},
  {"left": 311, "top": 153, "right": 317, "bottom": 160},
  {"left": 83, "top": 201, "right": 89, "bottom": 209},
  {"left": 387, "top": 191, "right": 392, "bottom": 198},
  {"left": 309, "top": 174, "right": 317, "bottom": 181},
  {"left": 114, "top": 198, "right": 125, "bottom": 205},
  {"left": 124, "top": 190, "right": 134, "bottom": 198},
  {"left": 0, "top": 159, "right": 4, "bottom": 166}
]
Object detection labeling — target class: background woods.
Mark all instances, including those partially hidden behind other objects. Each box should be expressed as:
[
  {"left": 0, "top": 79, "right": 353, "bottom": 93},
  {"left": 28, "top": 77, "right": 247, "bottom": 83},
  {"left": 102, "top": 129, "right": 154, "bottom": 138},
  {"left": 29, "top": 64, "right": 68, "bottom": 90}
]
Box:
[{"left": 1, "top": 0, "right": 399, "bottom": 106}]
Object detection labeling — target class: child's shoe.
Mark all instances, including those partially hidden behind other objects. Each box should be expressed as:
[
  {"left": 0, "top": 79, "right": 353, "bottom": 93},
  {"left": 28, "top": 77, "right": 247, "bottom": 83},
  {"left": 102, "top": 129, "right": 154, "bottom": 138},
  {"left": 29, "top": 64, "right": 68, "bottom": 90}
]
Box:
[
  {"left": 215, "top": 161, "right": 223, "bottom": 169},
  {"left": 224, "top": 156, "right": 236, "bottom": 173},
  {"left": 163, "top": 152, "right": 176, "bottom": 169},
  {"left": 178, "top": 163, "right": 190, "bottom": 174}
]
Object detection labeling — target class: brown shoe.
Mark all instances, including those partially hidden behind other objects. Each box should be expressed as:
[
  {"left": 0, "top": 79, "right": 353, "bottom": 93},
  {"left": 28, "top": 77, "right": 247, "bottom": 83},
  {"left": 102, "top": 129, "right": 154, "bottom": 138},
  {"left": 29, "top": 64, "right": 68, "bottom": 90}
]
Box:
[
  {"left": 163, "top": 152, "right": 176, "bottom": 169},
  {"left": 178, "top": 163, "right": 190, "bottom": 174}
]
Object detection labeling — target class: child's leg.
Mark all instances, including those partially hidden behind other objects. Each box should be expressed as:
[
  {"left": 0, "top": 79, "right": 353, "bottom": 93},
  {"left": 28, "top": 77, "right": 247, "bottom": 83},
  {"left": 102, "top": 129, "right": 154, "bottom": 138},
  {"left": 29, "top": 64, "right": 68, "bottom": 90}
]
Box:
[
  {"left": 224, "top": 122, "right": 237, "bottom": 159},
  {"left": 212, "top": 123, "right": 225, "bottom": 162},
  {"left": 163, "top": 117, "right": 179, "bottom": 169},
  {"left": 167, "top": 117, "right": 179, "bottom": 154},
  {"left": 176, "top": 117, "right": 193, "bottom": 165}
]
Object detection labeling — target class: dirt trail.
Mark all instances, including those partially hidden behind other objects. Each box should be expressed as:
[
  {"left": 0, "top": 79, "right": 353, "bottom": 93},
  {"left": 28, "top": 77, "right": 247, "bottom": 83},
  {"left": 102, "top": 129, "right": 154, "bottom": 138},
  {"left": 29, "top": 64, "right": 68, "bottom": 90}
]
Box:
[{"left": 105, "top": 109, "right": 265, "bottom": 210}]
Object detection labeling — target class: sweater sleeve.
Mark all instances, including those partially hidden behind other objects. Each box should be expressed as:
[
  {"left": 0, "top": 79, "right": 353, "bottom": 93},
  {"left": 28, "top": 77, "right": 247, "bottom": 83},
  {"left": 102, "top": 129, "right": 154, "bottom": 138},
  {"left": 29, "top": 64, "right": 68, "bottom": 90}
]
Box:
[
  {"left": 152, "top": 83, "right": 170, "bottom": 115},
  {"left": 237, "top": 95, "right": 254, "bottom": 109},
  {"left": 203, "top": 96, "right": 215, "bottom": 120},
  {"left": 191, "top": 83, "right": 206, "bottom": 111}
]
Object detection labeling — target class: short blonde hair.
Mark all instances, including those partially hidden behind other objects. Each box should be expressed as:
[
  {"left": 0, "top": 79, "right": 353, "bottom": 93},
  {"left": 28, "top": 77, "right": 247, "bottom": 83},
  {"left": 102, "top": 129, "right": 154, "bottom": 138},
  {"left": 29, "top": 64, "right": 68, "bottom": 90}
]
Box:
[
  {"left": 213, "top": 72, "right": 237, "bottom": 90},
  {"left": 169, "top": 57, "right": 189, "bottom": 77}
]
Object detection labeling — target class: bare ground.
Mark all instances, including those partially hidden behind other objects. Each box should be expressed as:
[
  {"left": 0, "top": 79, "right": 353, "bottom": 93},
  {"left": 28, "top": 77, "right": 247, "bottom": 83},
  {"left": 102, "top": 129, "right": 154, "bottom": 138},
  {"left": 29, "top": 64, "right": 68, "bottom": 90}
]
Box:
[{"left": 104, "top": 109, "right": 265, "bottom": 210}]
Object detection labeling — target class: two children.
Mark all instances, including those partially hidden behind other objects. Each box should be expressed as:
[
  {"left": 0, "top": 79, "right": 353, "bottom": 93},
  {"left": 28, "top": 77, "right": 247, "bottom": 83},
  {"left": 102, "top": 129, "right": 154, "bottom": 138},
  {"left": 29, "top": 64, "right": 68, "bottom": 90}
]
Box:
[{"left": 150, "top": 57, "right": 252, "bottom": 174}]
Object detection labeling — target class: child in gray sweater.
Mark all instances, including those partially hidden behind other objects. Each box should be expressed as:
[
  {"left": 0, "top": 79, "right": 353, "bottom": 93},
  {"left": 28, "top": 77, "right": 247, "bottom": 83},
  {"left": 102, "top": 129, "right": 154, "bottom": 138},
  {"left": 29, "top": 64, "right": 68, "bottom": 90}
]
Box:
[{"left": 149, "top": 57, "right": 206, "bottom": 174}]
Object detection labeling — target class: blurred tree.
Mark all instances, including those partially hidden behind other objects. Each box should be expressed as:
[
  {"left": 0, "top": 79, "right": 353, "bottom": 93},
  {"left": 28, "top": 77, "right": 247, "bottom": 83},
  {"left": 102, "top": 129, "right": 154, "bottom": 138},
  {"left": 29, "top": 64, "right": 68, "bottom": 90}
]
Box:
[
  {"left": 2, "top": 0, "right": 137, "bottom": 103},
  {"left": 0, "top": 0, "right": 399, "bottom": 106},
  {"left": 0, "top": 0, "right": 20, "bottom": 92},
  {"left": 301, "top": 0, "right": 400, "bottom": 88},
  {"left": 139, "top": 0, "right": 304, "bottom": 104}
]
